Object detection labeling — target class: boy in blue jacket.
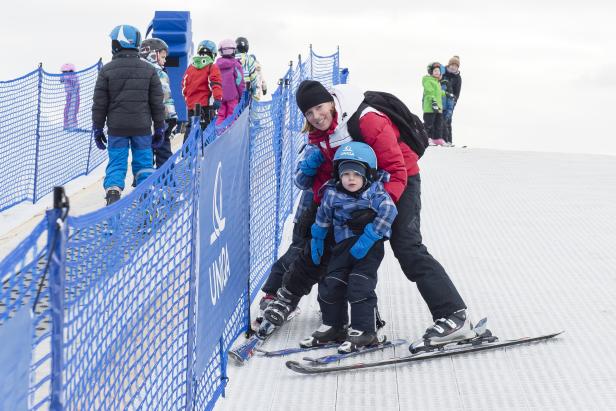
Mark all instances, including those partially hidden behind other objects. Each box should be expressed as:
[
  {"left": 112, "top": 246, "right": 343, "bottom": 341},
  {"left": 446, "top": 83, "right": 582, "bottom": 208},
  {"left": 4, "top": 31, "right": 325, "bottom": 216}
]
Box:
[{"left": 295, "top": 142, "right": 398, "bottom": 353}]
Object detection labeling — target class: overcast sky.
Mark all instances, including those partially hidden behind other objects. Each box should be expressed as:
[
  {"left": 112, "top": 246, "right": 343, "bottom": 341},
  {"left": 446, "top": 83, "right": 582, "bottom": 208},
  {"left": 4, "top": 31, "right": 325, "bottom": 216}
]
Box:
[{"left": 2, "top": 0, "right": 614, "bottom": 155}]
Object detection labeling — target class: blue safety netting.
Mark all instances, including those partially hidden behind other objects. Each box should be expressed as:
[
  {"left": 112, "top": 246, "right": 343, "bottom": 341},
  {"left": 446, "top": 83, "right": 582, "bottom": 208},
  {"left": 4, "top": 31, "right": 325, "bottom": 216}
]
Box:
[
  {"left": 0, "top": 47, "right": 344, "bottom": 410},
  {"left": 0, "top": 218, "right": 53, "bottom": 409},
  {"left": 0, "top": 61, "right": 103, "bottom": 212}
]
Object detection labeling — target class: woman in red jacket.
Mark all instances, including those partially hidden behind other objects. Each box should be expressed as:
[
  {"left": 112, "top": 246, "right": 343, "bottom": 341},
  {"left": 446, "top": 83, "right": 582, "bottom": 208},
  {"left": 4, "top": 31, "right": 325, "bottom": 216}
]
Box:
[{"left": 264, "top": 80, "right": 472, "bottom": 351}]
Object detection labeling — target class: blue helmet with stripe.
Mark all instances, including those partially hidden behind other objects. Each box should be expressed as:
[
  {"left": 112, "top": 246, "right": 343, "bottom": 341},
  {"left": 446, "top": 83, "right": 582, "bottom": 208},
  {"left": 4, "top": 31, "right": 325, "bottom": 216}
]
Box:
[
  {"left": 197, "top": 40, "right": 217, "bottom": 57},
  {"left": 333, "top": 142, "right": 378, "bottom": 183},
  {"left": 110, "top": 25, "right": 142, "bottom": 54}
]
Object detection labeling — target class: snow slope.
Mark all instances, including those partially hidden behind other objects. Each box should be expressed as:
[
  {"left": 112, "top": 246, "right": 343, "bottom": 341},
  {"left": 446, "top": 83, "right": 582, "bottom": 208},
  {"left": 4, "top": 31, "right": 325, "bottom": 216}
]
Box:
[{"left": 216, "top": 147, "right": 616, "bottom": 411}]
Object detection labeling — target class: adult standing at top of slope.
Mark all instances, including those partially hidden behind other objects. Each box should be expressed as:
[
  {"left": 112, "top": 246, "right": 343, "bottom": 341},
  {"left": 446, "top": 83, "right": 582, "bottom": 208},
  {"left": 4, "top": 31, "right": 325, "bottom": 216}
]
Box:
[
  {"left": 263, "top": 80, "right": 473, "bottom": 350},
  {"left": 441, "top": 55, "right": 462, "bottom": 145}
]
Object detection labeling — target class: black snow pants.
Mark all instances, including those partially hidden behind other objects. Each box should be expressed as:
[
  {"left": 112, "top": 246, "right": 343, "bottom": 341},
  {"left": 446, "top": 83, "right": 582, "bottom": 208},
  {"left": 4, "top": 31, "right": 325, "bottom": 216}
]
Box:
[{"left": 318, "top": 238, "right": 384, "bottom": 332}]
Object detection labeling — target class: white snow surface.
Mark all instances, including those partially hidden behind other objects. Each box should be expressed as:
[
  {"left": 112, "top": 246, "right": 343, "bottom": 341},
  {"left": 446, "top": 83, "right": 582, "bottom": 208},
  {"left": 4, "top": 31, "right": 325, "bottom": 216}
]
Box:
[{"left": 217, "top": 147, "right": 616, "bottom": 411}]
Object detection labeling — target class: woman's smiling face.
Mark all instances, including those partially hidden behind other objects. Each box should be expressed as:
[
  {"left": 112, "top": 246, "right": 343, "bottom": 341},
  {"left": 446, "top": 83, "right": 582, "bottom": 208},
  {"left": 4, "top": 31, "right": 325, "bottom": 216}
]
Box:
[{"left": 304, "top": 101, "right": 335, "bottom": 131}]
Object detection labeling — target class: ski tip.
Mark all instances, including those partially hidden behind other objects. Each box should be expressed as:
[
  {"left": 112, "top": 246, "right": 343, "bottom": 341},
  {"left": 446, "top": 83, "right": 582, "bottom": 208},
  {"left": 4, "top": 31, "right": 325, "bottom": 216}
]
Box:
[
  {"left": 474, "top": 317, "right": 487, "bottom": 328},
  {"left": 228, "top": 352, "right": 246, "bottom": 365},
  {"left": 286, "top": 360, "right": 312, "bottom": 374}
]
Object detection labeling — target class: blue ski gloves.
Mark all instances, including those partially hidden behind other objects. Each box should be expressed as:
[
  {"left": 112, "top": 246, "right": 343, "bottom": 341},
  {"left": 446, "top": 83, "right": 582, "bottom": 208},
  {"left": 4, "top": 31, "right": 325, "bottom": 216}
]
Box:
[
  {"left": 152, "top": 127, "right": 166, "bottom": 149},
  {"left": 93, "top": 128, "right": 107, "bottom": 150},
  {"left": 212, "top": 99, "right": 222, "bottom": 110},
  {"left": 299, "top": 148, "right": 324, "bottom": 177},
  {"left": 310, "top": 223, "right": 329, "bottom": 265},
  {"left": 350, "top": 223, "right": 382, "bottom": 260}
]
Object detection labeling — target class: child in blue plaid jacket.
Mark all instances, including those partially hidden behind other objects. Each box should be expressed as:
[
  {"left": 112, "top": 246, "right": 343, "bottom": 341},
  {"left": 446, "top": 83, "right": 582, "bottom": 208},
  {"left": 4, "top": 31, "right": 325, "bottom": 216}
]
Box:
[{"left": 303, "top": 142, "right": 398, "bottom": 353}]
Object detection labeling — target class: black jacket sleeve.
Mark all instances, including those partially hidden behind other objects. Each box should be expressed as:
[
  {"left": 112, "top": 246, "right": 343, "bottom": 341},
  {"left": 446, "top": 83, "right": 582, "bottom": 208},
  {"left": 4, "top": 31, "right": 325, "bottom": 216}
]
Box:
[{"left": 453, "top": 75, "right": 461, "bottom": 101}]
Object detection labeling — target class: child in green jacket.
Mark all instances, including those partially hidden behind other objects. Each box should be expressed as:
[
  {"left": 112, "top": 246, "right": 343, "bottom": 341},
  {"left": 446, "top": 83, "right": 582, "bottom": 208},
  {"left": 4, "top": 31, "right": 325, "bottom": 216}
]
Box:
[{"left": 422, "top": 62, "right": 446, "bottom": 146}]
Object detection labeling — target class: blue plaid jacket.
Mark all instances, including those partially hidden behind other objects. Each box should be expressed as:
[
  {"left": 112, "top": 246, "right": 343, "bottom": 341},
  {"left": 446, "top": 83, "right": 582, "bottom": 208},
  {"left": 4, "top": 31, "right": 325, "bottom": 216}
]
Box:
[{"left": 314, "top": 172, "right": 398, "bottom": 243}]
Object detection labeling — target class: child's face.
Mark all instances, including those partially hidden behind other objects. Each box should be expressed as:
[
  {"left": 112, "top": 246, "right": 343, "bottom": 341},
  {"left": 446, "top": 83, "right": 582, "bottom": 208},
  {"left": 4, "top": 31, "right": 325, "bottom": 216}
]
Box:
[
  {"left": 305, "top": 101, "right": 335, "bottom": 131},
  {"left": 157, "top": 50, "right": 168, "bottom": 66},
  {"left": 432, "top": 67, "right": 441, "bottom": 78},
  {"left": 447, "top": 64, "right": 459, "bottom": 73},
  {"left": 340, "top": 171, "right": 364, "bottom": 192}
]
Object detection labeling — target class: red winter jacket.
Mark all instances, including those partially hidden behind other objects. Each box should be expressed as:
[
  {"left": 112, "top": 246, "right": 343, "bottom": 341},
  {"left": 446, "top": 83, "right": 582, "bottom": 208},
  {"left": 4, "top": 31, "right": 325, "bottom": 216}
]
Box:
[
  {"left": 308, "top": 111, "right": 419, "bottom": 204},
  {"left": 182, "top": 64, "right": 223, "bottom": 110}
]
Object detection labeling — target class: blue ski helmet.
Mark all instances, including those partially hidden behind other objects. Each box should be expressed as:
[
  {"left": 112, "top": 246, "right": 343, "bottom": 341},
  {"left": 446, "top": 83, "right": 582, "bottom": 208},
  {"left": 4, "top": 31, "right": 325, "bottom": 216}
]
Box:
[
  {"left": 197, "top": 40, "right": 217, "bottom": 57},
  {"left": 333, "top": 142, "right": 378, "bottom": 183},
  {"left": 110, "top": 25, "right": 142, "bottom": 54}
]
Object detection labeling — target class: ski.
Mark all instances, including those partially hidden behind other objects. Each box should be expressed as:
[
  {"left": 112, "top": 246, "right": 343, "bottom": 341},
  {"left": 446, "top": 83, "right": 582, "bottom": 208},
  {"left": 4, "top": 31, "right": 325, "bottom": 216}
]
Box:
[
  {"left": 229, "top": 307, "right": 301, "bottom": 364},
  {"left": 302, "top": 338, "right": 408, "bottom": 365},
  {"left": 255, "top": 342, "right": 340, "bottom": 357},
  {"left": 286, "top": 331, "right": 563, "bottom": 375}
]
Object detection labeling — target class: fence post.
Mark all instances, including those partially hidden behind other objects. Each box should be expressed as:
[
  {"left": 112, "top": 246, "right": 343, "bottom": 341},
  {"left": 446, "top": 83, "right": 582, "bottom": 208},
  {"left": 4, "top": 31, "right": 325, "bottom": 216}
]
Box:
[
  {"left": 47, "top": 186, "right": 69, "bottom": 410},
  {"left": 185, "top": 143, "right": 199, "bottom": 409},
  {"left": 272, "top": 67, "right": 291, "bottom": 257},
  {"left": 334, "top": 46, "right": 340, "bottom": 85},
  {"left": 219, "top": 337, "right": 229, "bottom": 398},
  {"left": 309, "top": 44, "right": 313, "bottom": 78},
  {"left": 85, "top": 59, "right": 103, "bottom": 174},
  {"left": 32, "top": 63, "right": 43, "bottom": 203},
  {"left": 272, "top": 87, "right": 283, "bottom": 257},
  {"left": 245, "top": 105, "right": 254, "bottom": 337},
  {"left": 286, "top": 61, "right": 295, "bottom": 215}
]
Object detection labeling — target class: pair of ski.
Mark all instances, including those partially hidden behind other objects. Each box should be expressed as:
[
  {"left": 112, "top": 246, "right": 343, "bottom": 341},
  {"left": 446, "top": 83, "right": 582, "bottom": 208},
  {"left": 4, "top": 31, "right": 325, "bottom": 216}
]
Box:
[
  {"left": 230, "top": 316, "right": 563, "bottom": 376},
  {"left": 286, "top": 329, "right": 564, "bottom": 375}
]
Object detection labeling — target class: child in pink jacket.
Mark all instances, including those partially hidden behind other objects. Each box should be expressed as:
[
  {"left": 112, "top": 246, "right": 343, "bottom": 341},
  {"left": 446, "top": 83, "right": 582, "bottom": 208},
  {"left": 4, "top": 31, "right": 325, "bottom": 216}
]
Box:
[{"left": 215, "top": 38, "right": 245, "bottom": 125}]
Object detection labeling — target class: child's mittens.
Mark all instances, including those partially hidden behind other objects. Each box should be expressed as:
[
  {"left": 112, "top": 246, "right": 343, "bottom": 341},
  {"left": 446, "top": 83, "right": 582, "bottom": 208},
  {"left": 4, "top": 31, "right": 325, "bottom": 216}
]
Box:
[{"left": 350, "top": 223, "right": 382, "bottom": 260}]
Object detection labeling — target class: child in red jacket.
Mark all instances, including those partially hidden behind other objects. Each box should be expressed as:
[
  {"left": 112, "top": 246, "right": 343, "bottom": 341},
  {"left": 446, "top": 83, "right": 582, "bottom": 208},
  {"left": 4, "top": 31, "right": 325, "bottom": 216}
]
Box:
[{"left": 181, "top": 40, "right": 223, "bottom": 141}]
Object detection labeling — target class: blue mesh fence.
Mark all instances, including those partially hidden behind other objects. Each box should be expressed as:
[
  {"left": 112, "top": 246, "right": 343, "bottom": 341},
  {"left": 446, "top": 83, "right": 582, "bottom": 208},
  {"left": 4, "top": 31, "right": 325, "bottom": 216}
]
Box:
[
  {"left": 0, "top": 47, "right": 343, "bottom": 410},
  {"left": 0, "top": 218, "right": 53, "bottom": 409},
  {"left": 0, "top": 62, "right": 102, "bottom": 212}
]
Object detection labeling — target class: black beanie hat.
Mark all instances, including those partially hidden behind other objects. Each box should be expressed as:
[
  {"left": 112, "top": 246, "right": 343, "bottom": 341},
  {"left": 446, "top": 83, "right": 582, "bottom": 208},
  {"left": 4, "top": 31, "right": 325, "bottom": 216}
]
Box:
[{"left": 296, "top": 80, "right": 333, "bottom": 113}]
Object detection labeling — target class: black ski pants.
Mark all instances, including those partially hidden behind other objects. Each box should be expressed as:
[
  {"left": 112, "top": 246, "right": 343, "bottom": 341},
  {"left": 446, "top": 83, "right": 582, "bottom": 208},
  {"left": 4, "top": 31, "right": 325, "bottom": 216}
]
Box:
[
  {"left": 389, "top": 174, "right": 466, "bottom": 319},
  {"left": 423, "top": 112, "right": 446, "bottom": 141},
  {"left": 261, "top": 202, "right": 318, "bottom": 295},
  {"left": 318, "top": 238, "right": 384, "bottom": 332}
]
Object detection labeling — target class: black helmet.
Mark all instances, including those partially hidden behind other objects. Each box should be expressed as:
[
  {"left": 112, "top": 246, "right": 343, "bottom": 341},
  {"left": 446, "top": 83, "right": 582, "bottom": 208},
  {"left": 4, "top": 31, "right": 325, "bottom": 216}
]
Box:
[
  {"left": 139, "top": 38, "right": 169, "bottom": 63},
  {"left": 140, "top": 38, "right": 169, "bottom": 54},
  {"left": 236, "top": 36, "right": 249, "bottom": 53}
]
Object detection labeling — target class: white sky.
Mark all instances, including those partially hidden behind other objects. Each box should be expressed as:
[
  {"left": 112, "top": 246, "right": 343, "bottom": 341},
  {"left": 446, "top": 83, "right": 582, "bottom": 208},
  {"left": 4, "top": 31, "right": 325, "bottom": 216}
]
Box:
[{"left": 2, "top": 0, "right": 615, "bottom": 155}]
